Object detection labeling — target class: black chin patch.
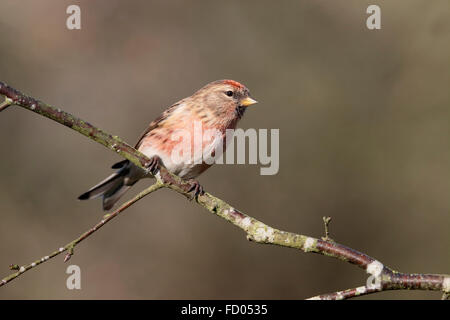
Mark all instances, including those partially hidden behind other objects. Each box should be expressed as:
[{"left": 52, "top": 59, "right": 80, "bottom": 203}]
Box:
[{"left": 235, "top": 106, "right": 246, "bottom": 119}]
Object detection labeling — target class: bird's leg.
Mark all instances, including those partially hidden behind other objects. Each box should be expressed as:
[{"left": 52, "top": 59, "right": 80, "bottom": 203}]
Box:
[
  {"left": 187, "top": 179, "right": 205, "bottom": 200},
  {"left": 145, "top": 155, "right": 162, "bottom": 176}
]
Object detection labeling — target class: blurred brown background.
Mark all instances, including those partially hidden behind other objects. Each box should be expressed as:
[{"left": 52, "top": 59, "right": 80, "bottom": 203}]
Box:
[{"left": 0, "top": 0, "right": 449, "bottom": 299}]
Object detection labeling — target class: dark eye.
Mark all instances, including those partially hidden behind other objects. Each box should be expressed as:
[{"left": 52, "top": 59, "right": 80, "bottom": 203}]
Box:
[{"left": 225, "top": 90, "right": 233, "bottom": 97}]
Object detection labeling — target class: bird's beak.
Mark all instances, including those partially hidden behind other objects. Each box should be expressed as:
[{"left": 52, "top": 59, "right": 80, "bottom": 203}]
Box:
[{"left": 240, "top": 96, "right": 258, "bottom": 107}]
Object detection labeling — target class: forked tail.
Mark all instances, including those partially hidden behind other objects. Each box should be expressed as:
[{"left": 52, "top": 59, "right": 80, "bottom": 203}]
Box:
[{"left": 78, "top": 160, "right": 133, "bottom": 211}]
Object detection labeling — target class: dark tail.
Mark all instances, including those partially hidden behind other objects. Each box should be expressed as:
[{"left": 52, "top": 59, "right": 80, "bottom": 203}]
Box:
[{"left": 78, "top": 160, "right": 132, "bottom": 211}]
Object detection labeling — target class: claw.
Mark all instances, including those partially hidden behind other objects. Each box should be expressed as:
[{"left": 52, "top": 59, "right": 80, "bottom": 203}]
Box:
[
  {"left": 187, "top": 179, "right": 205, "bottom": 200},
  {"left": 145, "top": 156, "right": 161, "bottom": 175}
]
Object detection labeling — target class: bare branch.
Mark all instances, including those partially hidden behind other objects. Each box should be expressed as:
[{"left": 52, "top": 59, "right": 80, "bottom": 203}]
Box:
[
  {"left": 321, "top": 216, "right": 333, "bottom": 242},
  {"left": 307, "top": 285, "right": 381, "bottom": 300},
  {"left": 0, "top": 97, "right": 12, "bottom": 112},
  {"left": 0, "top": 182, "right": 163, "bottom": 287},
  {"left": 0, "top": 80, "right": 449, "bottom": 299}
]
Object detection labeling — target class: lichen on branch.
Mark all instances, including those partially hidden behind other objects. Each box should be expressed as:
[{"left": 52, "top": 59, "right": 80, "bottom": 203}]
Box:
[{"left": 0, "top": 80, "right": 448, "bottom": 299}]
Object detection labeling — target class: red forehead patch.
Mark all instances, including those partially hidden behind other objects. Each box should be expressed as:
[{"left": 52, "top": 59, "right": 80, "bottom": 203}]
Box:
[{"left": 223, "top": 80, "right": 244, "bottom": 89}]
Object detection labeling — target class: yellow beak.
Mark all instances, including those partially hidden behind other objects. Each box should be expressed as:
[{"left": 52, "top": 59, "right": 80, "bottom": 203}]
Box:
[{"left": 240, "top": 96, "right": 258, "bottom": 107}]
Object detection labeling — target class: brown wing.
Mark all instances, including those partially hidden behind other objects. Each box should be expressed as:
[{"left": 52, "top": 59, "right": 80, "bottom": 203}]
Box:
[
  {"left": 109, "top": 102, "right": 183, "bottom": 170},
  {"left": 134, "top": 101, "right": 182, "bottom": 149}
]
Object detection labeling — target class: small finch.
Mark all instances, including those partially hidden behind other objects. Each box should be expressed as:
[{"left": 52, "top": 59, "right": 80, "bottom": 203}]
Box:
[{"left": 78, "top": 79, "right": 257, "bottom": 210}]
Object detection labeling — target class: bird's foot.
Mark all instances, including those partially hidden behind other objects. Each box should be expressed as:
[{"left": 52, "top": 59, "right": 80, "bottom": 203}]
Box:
[
  {"left": 145, "top": 156, "right": 162, "bottom": 176},
  {"left": 187, "top": 179, "right": 205, "bottom": 200}
]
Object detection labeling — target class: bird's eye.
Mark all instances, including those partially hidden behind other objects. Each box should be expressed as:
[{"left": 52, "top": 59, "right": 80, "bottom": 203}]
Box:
[{"left": 225, "top": 90, "right": 233, "bottom": 97}]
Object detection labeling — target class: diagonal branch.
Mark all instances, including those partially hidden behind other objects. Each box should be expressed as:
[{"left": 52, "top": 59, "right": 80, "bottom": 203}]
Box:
[
  {"left": 1, "top": 181, "right": 163, "bottom": 287},
  {"left": 307, "top": 285, "right": 382, "bottom": 300},
  {"left": 0, "top": 80, "right": 449, "bottom": 299},
  {"left": 0, "top": 97, "right": 12, "bottom": 112}
]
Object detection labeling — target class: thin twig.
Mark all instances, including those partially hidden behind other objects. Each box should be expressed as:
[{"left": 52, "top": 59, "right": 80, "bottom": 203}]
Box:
[
  {"left": 322, "top": 216, "right": 333, "bottom": 242},
  {"left": 0, "top": 97, "right": 12, "bottom": 112},
  {"left": 0, "top": 81, "right": 449, "bottom": 299},
  {"left": 307, "top": 285, "right": 381, "bottom": 300},
  {"left": 0, "top": 182, "right": 163, "bottom": 287}
]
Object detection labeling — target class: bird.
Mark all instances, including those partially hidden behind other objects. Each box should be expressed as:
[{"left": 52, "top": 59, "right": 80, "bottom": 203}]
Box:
[{"left": 78, "top": 79, "right": 257, "bottom": 210}]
